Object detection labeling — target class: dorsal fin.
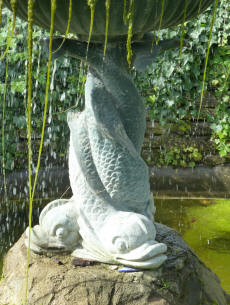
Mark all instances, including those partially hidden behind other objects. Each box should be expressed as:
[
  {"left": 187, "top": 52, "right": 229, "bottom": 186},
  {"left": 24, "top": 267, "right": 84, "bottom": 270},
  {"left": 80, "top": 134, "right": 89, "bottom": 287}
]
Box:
[{"left": 39, "top": 199, "right": 70, "bottom": 225}]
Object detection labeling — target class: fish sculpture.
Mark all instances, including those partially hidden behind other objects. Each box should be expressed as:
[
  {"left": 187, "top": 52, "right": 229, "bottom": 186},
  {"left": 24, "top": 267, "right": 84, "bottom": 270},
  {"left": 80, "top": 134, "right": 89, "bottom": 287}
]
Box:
[{"left": 25, "top": 35, "right": 180, "bottom": 268}]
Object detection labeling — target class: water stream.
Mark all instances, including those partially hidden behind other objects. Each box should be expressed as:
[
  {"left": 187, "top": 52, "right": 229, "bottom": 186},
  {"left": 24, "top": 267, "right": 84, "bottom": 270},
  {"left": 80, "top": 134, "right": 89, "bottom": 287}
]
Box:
[{"left": 0, "top": 197, "right": 229, "bottom": 292}]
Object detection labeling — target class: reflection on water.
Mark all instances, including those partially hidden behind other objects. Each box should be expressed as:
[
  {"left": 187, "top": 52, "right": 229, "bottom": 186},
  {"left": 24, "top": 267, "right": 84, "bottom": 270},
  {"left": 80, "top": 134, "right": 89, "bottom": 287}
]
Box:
[
  {"left": 0, "top": 197, "right": 230, "bottom": 293},
  {"left": 155, "top": 198, "right": 230, "bottom": 293}
]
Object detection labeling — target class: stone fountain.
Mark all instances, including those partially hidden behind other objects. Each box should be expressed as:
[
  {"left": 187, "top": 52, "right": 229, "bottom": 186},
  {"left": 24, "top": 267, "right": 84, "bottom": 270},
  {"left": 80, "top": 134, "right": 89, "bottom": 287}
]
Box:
[
  {"left": 1, "top": 1, "right": 230, "bottom": 304},
  {"left": 2, "top": 0, "right": 214, "bottom": 268}
]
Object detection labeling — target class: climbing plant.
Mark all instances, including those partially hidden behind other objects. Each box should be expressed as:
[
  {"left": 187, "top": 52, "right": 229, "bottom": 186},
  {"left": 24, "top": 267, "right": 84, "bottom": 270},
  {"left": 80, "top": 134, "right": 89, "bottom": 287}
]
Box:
[
  {"left": 136, "top": 0, "right": 229, "bottom": 125},
  {"left": 0, "top": 1, "right": 229, "bottom": 303},
  {"left": 208, "top": 45, "right": 230, "bottom": 157},
  {"left": 0, "top": 0, "right": 229, "bottom": 173}
]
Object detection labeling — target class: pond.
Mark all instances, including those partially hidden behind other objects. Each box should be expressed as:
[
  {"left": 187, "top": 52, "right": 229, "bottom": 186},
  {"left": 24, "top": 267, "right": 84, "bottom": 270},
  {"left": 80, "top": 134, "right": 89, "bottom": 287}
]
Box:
[
  {"left": 155, "top": 198, "right": 230, "bottom": 293},
  {"left": 0, "top": 197, "right": 230, "bottom": 293}
]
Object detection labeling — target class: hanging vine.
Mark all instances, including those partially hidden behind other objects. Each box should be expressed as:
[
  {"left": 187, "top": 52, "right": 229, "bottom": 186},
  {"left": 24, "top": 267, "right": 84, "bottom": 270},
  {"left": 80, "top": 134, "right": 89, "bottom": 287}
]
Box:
[
  {"left": 0, "top": 0, "right": 17, "bottom": 60},
  {"left": 180, "top": 0, "right": 188, "bottom": 58},
  {"left": 24, "top": 0, "right": 35, "bottom": 301},
  {"left": 198, "top": 0, "right": 219, "bottom": 120},
  {"left": 52, "top": 0, "right": 72, "bottom": 54},
  {"left": 1, "top": 16, "right": 11, "bottom": 199},
  {"left": 25, "top": 0, "right": 57, "bottom": 301},
  {"left": 87, "top": 0, "right": 98, "bottom": 55},
  {"left": 31, "top": 0, "right": 56, "bottom": 201},
  {"left": 0, "top": 0, "right": 3, "bottom": 26},
  {"left": 155, "top": 0, "right": 165, "bottom": 45},
  {"left": 123, "top": 0, "right": 128, "bottom": 23},
  {"left": 103, "top": 0, "right": 110, "bottom": 57},
  {"left": 126, "top": 0, "right": 134, "bottom": 66},
  {"left": 198, "top": 0, "right": 203, "bottom": 14}
]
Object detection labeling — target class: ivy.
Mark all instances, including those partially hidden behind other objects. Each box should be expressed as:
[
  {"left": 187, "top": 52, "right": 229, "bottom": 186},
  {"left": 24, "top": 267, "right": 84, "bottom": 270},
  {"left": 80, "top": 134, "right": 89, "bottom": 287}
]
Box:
[
  {"left": 136, "top": 0, "right": 230, "bottom": 125},
  {"left": 146, "top": 145, "right": 202, "bottom": 168},
  {"left": 207, "top": 45, "right": 230, "bottom": 157},
  {"left": 0, "top": 1, "right": 230, "bottom": 172}
]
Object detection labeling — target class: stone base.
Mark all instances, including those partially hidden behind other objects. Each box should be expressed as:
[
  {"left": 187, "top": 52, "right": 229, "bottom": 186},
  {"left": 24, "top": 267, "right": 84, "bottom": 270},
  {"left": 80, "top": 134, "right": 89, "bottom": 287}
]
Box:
[{"left": 0, "top": 224, "right": 229, "bottom": 305}]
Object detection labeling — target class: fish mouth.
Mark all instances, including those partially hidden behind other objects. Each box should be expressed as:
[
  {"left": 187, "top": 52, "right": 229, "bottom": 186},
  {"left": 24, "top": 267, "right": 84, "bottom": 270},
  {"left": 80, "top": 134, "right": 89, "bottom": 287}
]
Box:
[{"left": 114, "top": 241, "right": 167, "bottom": 269}]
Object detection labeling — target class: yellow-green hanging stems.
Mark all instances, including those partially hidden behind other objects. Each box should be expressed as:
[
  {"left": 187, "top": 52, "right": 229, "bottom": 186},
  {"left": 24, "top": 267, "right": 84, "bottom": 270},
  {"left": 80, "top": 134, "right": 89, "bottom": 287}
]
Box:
[
  {"left": 126, "top": 0, "right": 134, "bottom": 67},
  {"left": 0, "top": 0, "right": 3, "bottom": 26},
  {"left": 24, "top": 0, "right": 35, "bottom": 303},
  {"left": 180, "top": 0, "right": 188, "bottom": 58},
  {"left": 104, "top": 0, "right": 110, "bottom": 56},
  {"left": 87, "top": 0, "right": 98, "bottom": 49},
  {"left": 0, "top": 0, "right": 17, "bottom": 59}
]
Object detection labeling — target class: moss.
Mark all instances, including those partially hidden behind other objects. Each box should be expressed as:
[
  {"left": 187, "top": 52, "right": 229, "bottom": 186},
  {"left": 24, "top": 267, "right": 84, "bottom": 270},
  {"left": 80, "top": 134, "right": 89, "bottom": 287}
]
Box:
[
  {"left": 180, "top": 0, "right": 188, "bottom": 58},
  {"left": 198, "top": 0, "right": 203, "bottom": 14},
  {"left": 63, "top": 0, "right": 72, "bottom": 39},
  {"left": 25, "top": 0, "right": 57, "bottom": 302},
  {"left": 1, "top": 16, "right": 12, "bottom": 198},
  {"left": 103, "top": 0, "right": 110, "bottom": 57},
  {"left": 198, "top": 0, "right": 219, "bottom": 120},
  {"left": 0, "top": 0, "right": 16, "bottom": 59},
  {"left": 0, "top": 0, "right": 3, "bottom": 26},
  {"left": 31, "top": 0, "right": 57, "bottom": 202},
  {"left": 123, "top": 0, "right": 127, "bottom": 24},
  {"left": 156, "top": 0, "right": 165, "bottom": 45},
  {"left": 126, "top": 0, "right": 134, "bottom": 66},
  {"left": 25, "top": 0, "right": 35, "bottom": 302},
  {"left": 53, "top": 0, "right": 72, "bottom": 55},
  {"left": 87, "top": 0, "right": 98, "bottom": 52}
]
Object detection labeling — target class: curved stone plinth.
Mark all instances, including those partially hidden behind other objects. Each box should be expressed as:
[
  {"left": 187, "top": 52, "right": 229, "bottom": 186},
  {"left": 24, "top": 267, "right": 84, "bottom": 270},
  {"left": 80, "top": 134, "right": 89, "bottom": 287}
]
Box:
[{"left": 0, "top": 224, "right": 229, "bottom": 305}]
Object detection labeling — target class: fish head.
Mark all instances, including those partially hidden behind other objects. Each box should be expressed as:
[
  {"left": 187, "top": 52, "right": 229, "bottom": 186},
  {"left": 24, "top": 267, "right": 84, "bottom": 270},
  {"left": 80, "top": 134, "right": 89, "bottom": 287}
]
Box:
[
  {"left": 98, "top": 211, "right": 167, "bottom": 269},
  {"left": 25, "top": 199, "right": 80, "bottom": 253}
]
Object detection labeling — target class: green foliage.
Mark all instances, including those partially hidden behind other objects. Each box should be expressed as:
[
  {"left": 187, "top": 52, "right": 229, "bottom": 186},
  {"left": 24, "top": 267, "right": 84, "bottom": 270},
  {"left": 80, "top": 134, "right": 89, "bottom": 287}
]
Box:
[
  {"left": 158, "top": 279, "right": 172, "bottom": 290},
  {"left": 135, "top": 0, "right": 230, "bottom": 164},
  {"left": 0, "top": 0, "right": 230, "bottom": 171},
  {"left": 207, "top": 45, "right": 230, "bottom": 157},
  {"left": 136, "top": 0, "right": 229, "bottom": 125},
  {"left": 154, "top": 145, "right": 202, "bottom": 168},
  {"left": 0, "top": 273, "right": 4, "bottom": 283}
]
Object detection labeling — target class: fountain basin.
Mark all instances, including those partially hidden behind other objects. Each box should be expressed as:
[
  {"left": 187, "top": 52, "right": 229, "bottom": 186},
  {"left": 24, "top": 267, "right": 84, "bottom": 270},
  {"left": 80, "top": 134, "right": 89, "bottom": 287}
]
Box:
[{"left": 3, "top": 0, "right": 214, "bottom": 42}]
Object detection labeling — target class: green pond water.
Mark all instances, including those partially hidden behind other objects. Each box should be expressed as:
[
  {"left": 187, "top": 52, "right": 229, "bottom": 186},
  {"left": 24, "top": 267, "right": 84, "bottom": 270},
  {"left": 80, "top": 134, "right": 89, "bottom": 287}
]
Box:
[
  {"left": 155, "top": 198, "right": 230, "bottom": 293},
  {"left": 0, "top": 197, "right": 230, "bottom": 292}
]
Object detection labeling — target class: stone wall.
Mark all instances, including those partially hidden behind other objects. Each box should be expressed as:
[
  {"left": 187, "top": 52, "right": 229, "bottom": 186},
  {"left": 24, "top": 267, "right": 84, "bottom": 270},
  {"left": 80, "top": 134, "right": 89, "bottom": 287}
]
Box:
[
  {"left": 11, "top": 92, "right": 229, "bottom": 171},
  {"left": 142, "top": 92, "right": 230, "bottom": 168},
  {"left": 2, "top": 92, "right": 230, "bottom": 200}
]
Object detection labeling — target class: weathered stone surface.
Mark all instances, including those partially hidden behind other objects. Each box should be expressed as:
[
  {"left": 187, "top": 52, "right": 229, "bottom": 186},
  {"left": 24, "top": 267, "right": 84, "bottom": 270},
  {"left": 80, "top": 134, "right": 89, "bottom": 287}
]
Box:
[
  {"left": 145, "top": 121, "right": 212, "bottom": 137},
  {"left": 142, "top": 92, "right": 228, "bottom": 169},
  {"left": 2, "top": 165, "right": 230, "bottom": 202},
  {"left": 143, "top": 134, "right": 216, "bottom": 153},
  {"left": 149, "top": 165, "right": 230, "bottom": 198},
  {"left": 0, "top": 224, "right": 229, "bottom": 305}
]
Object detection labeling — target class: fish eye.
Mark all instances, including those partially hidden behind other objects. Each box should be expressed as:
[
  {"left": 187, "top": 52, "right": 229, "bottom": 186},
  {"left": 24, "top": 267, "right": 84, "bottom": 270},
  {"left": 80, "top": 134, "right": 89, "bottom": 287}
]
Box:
[
  {"left": 113, "top": 237, "right": 128, "bottom": 253},
  {"left": 52, "top": 225, "right": 67, "bottom": 238}
]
